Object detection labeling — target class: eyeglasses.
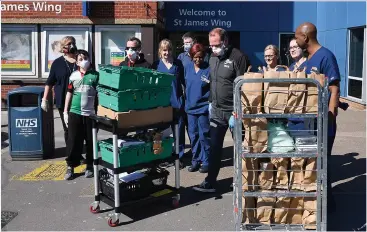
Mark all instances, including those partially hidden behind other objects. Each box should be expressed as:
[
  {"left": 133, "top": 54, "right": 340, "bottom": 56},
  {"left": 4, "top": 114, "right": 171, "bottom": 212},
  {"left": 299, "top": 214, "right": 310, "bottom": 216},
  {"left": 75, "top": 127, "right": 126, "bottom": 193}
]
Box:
[
  {"left": 289, "top": 46, "right": 300, "bottom": 51},
  {"left": 209, "top": 43, "right": 222, "bottom": 49},
  {"left": 125, "top": 47, "right": 139, "bottom": 51},
  {"left": 264, "top": 55, "right": 275, "bottom": 59}
]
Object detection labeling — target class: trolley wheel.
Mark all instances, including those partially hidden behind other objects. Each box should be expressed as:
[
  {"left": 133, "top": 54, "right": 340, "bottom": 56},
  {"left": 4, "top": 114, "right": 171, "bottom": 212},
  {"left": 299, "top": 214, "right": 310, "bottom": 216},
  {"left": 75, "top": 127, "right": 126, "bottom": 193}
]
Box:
[
  {"left": 172, "top": 199, "right": 179, "bottom": 208},
  {"left": 107, "top": 217, "right": 119, "bottom": 227},
  {"left": 89, "top": 205, "right": 100, "bottom": 214}
]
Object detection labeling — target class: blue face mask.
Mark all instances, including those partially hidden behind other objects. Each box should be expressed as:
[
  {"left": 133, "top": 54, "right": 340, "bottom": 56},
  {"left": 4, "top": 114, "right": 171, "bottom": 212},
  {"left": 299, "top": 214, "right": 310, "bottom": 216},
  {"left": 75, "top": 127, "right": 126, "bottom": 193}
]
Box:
[{"left": 183, "top": 43, "right": 192, "bottom": 52}]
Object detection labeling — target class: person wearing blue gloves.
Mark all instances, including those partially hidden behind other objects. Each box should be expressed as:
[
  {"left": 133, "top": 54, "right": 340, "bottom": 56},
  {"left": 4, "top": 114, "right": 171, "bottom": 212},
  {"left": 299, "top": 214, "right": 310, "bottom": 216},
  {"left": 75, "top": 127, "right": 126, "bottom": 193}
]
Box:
[
  {"left": 151, "top": 39, "right": 185, "bottom": 169},
  {"left": 193, "top": 28, "right": 251, "bottom": 193},
  {"left": 184, "top": 43, "right": 211, "bottom": 173}
]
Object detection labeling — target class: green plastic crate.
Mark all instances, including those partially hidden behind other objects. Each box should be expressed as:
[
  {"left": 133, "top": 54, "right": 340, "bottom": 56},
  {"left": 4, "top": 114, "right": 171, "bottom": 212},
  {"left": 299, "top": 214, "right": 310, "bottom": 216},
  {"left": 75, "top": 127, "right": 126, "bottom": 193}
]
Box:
[
  {"left": 98, "top": 64, "right": 175, "bottom": 90},
  {"left": 97, "top": 85, "right": 171, "bottom": 112},
  {"left": 99, "top": 137, "right": 174, "bottom": 168}
]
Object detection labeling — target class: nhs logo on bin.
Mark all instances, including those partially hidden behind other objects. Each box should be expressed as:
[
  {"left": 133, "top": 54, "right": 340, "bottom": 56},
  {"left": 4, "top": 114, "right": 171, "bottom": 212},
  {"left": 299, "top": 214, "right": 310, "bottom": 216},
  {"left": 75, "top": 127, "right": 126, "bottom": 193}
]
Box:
[{"left": 15, "top": 118, "right": 38, "bottom": 128}]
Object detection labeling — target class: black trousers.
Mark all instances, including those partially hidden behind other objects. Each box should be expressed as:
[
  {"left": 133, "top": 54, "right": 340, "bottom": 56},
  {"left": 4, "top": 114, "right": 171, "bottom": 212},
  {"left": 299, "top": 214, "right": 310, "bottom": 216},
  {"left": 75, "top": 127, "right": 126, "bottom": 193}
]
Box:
[
  {"left": 57, "top": 108, "right": 68, "bottom": 144},
  {"left": 65, "top": 112, "right": 93, "bottom": 168},
  {"left": 205, "top": 106, "right": 232, "bottom": 185}
]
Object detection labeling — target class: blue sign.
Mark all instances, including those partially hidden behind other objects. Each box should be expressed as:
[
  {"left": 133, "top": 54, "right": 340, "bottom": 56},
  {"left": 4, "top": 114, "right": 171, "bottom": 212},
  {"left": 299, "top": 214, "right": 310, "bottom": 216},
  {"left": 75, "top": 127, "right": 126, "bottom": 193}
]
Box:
[
  {"left": 165, "top": 2, "right": 244, "bottom": 31},
  {"left": 10, "top": 107, "right": 41, "bottom": 153}
]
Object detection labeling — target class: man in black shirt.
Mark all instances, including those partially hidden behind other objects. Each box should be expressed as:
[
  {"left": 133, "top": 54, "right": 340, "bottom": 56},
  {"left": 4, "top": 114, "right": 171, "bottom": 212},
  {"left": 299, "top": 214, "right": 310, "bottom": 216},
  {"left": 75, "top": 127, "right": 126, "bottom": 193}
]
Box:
[
  {"left": 193, "top": 28, "right": 250, "bottom": 193},
  {"left": 119, "top": 37, "right": 151, "bottom": 68}
]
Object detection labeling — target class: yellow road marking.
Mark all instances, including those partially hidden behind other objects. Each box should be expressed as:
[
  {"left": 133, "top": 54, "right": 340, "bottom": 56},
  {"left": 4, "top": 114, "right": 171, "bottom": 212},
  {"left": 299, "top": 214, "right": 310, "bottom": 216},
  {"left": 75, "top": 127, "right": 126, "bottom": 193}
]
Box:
[{"left": 13, "top": 161, "right": 86, "bottom": 181}]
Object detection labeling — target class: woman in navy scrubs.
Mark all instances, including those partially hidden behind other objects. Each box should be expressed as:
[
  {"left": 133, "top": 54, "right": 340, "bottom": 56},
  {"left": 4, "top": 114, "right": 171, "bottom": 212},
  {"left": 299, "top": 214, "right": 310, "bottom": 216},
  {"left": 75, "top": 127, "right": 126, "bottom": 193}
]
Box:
[
  {"left": 151, "top": 39, "right": 185, "bottom": 169},
  {"left": 184, "top": 43, "right": 210, "bottom": 173}
]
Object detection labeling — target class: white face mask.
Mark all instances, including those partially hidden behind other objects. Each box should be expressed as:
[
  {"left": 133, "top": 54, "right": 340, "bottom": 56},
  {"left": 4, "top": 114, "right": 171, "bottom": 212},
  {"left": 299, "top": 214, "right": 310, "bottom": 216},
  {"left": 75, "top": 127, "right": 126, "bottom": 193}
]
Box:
[
  {"left": 212, "top": 45, "right": 225, "bottom": 56},
  {"left": 79, "top": 59, "right": 90, "bottom": 70},
  {"left": 126, "top": 49, "right": 138, "bottom": 61},
  {"left": 183, "top": 43, "right": 193, "bottom": 52}
]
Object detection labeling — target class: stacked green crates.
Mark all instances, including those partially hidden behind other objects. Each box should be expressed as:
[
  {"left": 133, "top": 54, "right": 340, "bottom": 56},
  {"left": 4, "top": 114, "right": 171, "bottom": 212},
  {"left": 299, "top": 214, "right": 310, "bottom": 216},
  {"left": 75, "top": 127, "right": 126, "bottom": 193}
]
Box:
[
  {"left": 97, "top": 64, "right": 175, "bottom": 167},
  {"left": 98, "top": 64, "right": 174, "bottom": 112},
  {"left": 99, "top": 137, "right": 174, "bottom": 168}
]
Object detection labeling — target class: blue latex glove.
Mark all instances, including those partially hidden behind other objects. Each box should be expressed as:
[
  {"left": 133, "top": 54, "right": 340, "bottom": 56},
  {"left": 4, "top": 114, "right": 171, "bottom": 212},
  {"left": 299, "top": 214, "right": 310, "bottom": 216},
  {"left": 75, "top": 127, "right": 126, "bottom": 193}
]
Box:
[{"left": 229, "top": 115, "right": 234, "bottom": 129}]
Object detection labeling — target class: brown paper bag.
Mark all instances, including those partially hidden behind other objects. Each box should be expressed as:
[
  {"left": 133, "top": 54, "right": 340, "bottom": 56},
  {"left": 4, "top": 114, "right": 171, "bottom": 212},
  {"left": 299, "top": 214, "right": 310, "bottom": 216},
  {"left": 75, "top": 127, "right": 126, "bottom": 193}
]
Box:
[
  {"left": 302, "top": 197, "right": 317, "bottom": 229},
  {"left": 257, "top": 191, "right": 276, "bottom": 224},
  {"left": 303, "top": 158, "right": 317, "bottom": 191},
  {"left": 242, "top": 158, "right": 259, "bottom": 191},
  {"left": 289, "top": 158, "right": 306, "bottom": 190},
  {"left": 242, "top": 197, "right": 257, "bottom": 223},
  {"left": 241, "top": 71, "right": 264, "bottom": 114},
  {"left": 286, "top": 197, "right": 304, "bottom": 224},
  {"left": 258, "top": 162, "right": 275, "bottom": 190},
  {"left": 242, "top": 117, "right": 268, "bottom": 153},
  {"left": 264, "top": 69, "right": 290, "bottom": 113},
  {"left": 305, "top": 71, "right": 325, "bottom": 113},
  {"left": 286, "top": 70, "right": 307, "bottom": 113},
  {"left": 273, "top": 196, "right": 291, "bottom": 224},
  {"left": 271, "top": 158, "right": 289, "bottom": 190}
]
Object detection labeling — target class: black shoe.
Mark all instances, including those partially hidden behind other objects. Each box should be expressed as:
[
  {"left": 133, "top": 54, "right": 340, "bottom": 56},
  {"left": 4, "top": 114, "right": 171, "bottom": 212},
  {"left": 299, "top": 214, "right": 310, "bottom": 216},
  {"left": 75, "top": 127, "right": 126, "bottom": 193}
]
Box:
[
  {"left": 199, "top": 165, "right": 209, "bottom": 173},
  {"left": 64, "top": 167, "right": 74, "bottom": 180},
  {"left": 193, "top": 181, "right": 216, "bottom": 193},
  {"left": 188, "top": 164, "right": 200, "bottom": 172},
  {"left": 179, "top": 160, "right": 185, "bottom": 169}
]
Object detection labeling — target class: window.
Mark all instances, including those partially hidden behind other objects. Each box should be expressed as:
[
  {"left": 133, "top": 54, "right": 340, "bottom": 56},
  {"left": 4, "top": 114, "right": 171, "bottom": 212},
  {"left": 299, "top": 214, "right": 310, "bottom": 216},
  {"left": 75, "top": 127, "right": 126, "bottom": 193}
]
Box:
[
  {"left": 95, "top": 25, "right": 141, "bottom": 70},
  {"left": 1, "top": 25, "right": 38, "bottom": 78},
  {"left": 347, "top": 27, "right": 366, "bottom": 103},
  {"left": 41, "top": 25, "right": 92, "bottom": 77},
  {"left": 279, "top": 33, "right": 295, "bottom": 67}
]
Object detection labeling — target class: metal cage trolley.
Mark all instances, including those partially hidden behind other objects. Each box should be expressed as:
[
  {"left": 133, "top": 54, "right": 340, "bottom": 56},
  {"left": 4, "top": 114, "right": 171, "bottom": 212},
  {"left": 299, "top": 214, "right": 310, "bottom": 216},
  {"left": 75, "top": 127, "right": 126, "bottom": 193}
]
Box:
[
  {"left": 88, "top": 115, "right": 181, "bottom": 227},
  {"left": 232, "top": 76, "right": 329, "bottom": 231}
]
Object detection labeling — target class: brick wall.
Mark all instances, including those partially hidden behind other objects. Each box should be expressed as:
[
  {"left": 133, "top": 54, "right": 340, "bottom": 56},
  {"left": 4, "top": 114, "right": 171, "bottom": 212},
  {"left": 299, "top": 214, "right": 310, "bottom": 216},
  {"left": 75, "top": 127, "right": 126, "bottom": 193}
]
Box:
[
  {"left": 1, "top": 1, "right": 159, "bottom": 20},
  {"left": 1, "top": 1, "right": 160, "bottom": 108},
  {"left": 1, "top": 1, "right": 84, "bottom": 18},
  {"left": 1, "top": 83, "right": 45, "bottom": 109}
]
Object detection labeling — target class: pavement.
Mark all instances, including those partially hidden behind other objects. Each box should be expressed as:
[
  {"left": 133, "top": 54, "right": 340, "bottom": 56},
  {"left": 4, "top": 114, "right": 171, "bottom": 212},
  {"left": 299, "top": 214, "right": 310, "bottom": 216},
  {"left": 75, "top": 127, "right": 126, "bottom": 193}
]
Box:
[{"left": 1, "top": 108, "right": 366, "bottom": 231}]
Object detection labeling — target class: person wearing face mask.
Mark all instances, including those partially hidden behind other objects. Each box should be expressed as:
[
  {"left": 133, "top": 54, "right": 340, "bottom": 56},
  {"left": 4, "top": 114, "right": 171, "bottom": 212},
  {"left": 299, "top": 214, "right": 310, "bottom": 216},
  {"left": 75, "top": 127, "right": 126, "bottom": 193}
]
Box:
[
  {"left": 63, "top": 49, "right": 99, "bottom": 180},
  {"left": 184, "top": 43, "right": 210, "bottom": 173},
  {"left": 193, "top": 28, "right": 251, "bottom": 193},
  {"left": 119, "top": 37, "right": 151, "bottom": 68},
  {"left": 177, "top": 32, "right": 196, "bottom": 67},
  {"left": 41, "top": 36, "right": 85, "bottom": 164},
  {"left": 151, "top": 39, "right": 185, "bottom": 169}
]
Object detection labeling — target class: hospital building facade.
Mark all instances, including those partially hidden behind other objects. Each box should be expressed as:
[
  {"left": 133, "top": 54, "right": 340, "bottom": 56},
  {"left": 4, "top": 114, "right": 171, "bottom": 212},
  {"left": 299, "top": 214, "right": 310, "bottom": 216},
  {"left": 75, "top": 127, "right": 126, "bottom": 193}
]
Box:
[{"left": 1, "top": 1, "right": 366, "bottom": 108}]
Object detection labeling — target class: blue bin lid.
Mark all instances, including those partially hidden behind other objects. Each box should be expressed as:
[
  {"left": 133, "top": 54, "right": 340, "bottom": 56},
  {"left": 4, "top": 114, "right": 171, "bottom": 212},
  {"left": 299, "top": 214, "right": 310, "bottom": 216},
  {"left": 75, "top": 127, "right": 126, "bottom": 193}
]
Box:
[{"left": 8, "top": 86, "right": 44, "bottom": 96}]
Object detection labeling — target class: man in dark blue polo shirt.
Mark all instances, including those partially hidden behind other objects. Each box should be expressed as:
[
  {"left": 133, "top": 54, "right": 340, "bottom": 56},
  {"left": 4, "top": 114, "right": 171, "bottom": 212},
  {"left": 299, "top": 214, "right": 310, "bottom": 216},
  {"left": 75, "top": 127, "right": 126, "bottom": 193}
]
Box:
[
  {"left": 295, "top": 22, "right": 340, "bottom": 214},
  {"left": 177, "top": 32, "right": 196, "bottom": 67}
]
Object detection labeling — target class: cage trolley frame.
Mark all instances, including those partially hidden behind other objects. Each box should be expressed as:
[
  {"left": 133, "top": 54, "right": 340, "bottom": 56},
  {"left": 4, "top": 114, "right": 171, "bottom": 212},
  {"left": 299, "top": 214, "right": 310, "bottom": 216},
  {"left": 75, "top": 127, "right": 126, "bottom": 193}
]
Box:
[
  {"left": 232, "top": 76, "right": 329, "bottom": 231},
  {"left": 88, "top": 115, "right": 181, "bottom": 227}
]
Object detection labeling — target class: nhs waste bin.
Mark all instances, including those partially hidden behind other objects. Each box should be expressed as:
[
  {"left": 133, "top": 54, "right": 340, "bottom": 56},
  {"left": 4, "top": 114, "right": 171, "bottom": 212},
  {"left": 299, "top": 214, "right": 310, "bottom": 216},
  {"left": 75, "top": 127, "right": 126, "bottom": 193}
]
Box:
[{"left": 7, "top": 86, "right": 55, "bottom": 160}]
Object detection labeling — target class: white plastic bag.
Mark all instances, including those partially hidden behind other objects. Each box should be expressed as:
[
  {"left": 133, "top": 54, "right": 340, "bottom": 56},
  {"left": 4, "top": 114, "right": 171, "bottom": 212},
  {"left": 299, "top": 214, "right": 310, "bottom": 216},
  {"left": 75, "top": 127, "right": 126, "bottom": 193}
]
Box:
[{"left": 267, "top": 122, "right": 295, "bottom": 153}]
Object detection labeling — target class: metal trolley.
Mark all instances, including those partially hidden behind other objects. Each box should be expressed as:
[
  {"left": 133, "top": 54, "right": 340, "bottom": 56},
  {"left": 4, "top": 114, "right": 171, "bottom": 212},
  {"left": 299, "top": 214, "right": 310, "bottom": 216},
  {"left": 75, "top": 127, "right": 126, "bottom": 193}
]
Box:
[
  {"left": 232, "top": 76, "right": 329, "bottom": 231},
  {"left": 88, "top": 115, "right": 181, "bottom": 227}
]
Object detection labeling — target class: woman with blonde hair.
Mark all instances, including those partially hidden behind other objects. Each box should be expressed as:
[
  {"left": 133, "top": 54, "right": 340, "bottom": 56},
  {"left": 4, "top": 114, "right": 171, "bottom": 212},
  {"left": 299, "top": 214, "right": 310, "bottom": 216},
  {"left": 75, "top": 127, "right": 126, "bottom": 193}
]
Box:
[
  {"left": 41, "top": 36, "right": 85, "bottom": 164},
  {"left": 263, "top": 44, "right": 286, "bottom": 71},
  {"left": 151, "top": 39, "right": 185, "bottom": 169}
]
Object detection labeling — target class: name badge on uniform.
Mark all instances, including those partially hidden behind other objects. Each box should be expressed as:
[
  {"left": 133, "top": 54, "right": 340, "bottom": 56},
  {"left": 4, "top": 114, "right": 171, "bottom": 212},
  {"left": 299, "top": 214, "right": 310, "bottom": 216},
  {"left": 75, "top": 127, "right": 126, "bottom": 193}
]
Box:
[{"left": 201, "top": 75, "right": 210, "bottom": 83}]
